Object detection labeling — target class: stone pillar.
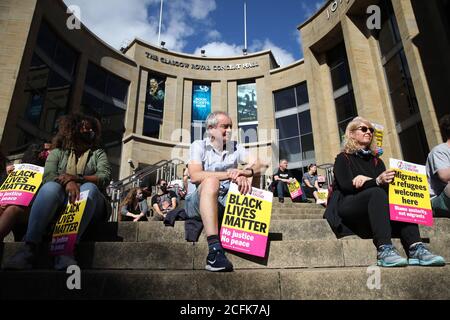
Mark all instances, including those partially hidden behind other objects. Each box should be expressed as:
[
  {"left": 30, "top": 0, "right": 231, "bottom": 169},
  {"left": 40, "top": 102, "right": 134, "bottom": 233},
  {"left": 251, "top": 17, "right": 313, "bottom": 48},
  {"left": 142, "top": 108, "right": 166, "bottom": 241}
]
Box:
[
  {"left": 392, "top": 0, "right": 442, "bottom": 148},
  {"left": 341, "top": 14, "right": 399, "bottom": 160},
  {"left": 182, "top": 79, "right": 192, "bottom": 143},
  {"left": 211, "top": 81, "right": 222, "bottom": 112},
  {"left": 304, "top": 48, "right": 340, "bottom": 165},
  {"left": 161, "top": 76, "right": 177, "bottom": 141},
  {"left": 134, "top": 69, "right": 148, "bottom": 136}
]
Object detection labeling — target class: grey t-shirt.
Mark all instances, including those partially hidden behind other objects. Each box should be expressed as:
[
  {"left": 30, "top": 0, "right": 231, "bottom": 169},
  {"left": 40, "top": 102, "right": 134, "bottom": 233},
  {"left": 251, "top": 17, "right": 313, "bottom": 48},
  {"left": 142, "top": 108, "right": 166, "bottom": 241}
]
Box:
[
  {"left": 187, "top": 138, "right": 248, "bottom": 196},
  {"left": 426, "top": 142, "right": 450, "bottom": 197}
]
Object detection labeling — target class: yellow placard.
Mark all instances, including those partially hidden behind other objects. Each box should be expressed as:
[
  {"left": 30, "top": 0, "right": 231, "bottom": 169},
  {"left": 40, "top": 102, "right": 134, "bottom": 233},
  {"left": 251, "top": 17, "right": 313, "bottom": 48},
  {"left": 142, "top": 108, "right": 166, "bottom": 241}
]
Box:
[
  {"left": 389, "top": 169, "right": 431, "bottom": 209},
  {"left": 52, "top": 191, "right": 88, "bottom": 237}
]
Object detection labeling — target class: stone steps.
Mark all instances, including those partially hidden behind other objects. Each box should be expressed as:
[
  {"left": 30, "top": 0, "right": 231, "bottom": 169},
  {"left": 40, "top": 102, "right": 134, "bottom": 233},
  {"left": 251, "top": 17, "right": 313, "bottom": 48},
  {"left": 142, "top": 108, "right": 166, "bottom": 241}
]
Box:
[
  {"left": 6, "top": 219, "right": 449, "bottom": 243},
  {"left": 2, "top": 238, "right": 449, "bottom": 270},
  {"left": 1, "top": 266, "right": 449, "bottom": 300}
]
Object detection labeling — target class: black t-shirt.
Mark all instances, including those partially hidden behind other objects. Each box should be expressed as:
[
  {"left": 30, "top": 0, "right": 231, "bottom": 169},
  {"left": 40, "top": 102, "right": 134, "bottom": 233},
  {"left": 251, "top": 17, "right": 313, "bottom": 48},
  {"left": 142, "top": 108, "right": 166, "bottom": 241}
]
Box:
[
  {"left": 274, "top": 168, "right": 292, "bottom": 181},
  {"left": 151, "top": 190, "right": 177, "bottom": 212}
]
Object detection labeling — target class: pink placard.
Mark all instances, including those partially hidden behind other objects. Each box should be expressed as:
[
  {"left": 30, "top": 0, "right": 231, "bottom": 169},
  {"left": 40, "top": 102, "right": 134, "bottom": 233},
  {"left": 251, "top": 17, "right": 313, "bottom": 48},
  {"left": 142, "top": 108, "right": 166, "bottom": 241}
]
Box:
[
  {"left": 50, "top": 234, "right": 77, "bottom": 256},
  {"left": 389, "top": 204, "right": 433, "bottom": 227},
  {"left": 220, "top": 227, "right": 268, "bottom": 257},
  {"left": 0, "top": 191, "right": 35, "bottom": 206}
]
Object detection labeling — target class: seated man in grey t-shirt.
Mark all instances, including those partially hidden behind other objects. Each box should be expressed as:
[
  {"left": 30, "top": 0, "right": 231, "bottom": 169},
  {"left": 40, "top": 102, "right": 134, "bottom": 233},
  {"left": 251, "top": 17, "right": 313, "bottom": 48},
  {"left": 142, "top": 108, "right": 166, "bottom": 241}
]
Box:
[
  {"left": 186, "top": 111, "right": 266, "bottom": 272},
  {"left": 426, "top": 114, "right": 450, "bottom": 218}
]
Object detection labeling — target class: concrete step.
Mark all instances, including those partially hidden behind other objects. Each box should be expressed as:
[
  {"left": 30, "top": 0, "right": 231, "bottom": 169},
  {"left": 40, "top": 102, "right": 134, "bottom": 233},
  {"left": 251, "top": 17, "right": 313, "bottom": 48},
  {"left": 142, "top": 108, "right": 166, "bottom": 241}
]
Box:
[
  {"left": 2, "top": 238, "right": 448, "bottom": 270},
  {"left": 5, "top": 219, "right": 449, "bottom": 243},
  {"left": 1, "top": 266, "right": 449, "bottom": 300}
]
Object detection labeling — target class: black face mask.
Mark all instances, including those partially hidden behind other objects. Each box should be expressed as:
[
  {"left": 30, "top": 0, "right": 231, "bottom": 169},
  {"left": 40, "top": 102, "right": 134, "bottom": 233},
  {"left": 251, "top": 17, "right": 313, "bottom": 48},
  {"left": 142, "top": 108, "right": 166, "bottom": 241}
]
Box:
[
  {"left": 160, "top": 185, "right": 167, "bottom": 192},
  {"left": 80, "top": 131, "right": 95, "bottom": 143}
]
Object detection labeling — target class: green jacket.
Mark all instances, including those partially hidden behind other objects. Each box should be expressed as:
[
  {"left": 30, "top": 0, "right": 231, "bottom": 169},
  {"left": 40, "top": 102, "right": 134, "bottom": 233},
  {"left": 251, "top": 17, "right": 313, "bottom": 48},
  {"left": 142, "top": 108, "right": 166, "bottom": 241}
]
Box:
[{"left": 43, "top": 148, "right": 112, "bottom": 191}]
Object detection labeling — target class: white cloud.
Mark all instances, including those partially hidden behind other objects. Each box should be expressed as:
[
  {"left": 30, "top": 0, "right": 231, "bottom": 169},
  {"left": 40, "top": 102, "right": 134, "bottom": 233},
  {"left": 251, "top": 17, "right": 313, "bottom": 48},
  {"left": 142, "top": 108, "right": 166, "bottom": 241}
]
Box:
[
  {"left": 194, "top": 42, "right": 243, "bottom": 57},
  {"left": 206, "top": 30, "right": 222, "bottom": 41},
  {"left": 63, "top": 0, "right": 217, "bottom": 51},
  {"left": 300, "top": 0, "right": 326, "bottom": 19},
  {"left": 195, "top": 39, "right": 296, "bottom": 67}
]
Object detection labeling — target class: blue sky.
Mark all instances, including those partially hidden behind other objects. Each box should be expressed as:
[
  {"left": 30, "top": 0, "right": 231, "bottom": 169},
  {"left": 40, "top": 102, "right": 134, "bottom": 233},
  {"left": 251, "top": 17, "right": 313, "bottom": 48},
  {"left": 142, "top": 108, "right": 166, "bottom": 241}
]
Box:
[{"left": 64, "top": 0, "right": 326, "bottom": 66}]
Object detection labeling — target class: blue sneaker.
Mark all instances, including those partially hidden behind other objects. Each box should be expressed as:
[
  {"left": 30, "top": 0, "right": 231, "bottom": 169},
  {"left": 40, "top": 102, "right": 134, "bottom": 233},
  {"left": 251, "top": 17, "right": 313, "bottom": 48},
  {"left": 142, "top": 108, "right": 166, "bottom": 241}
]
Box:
[
  {"left": 408, "top": 243, "right": 446, "bottom": 266},
  {"left": 205, "top": 248, "right": 233, "bottom": 272},
  {"left": 377, "top": 245, "right": 408, "bottom": 267}
]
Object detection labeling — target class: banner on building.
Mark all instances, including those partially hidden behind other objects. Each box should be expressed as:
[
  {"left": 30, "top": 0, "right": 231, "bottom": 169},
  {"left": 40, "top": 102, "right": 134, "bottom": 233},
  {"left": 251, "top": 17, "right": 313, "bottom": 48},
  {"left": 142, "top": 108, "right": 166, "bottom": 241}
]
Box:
[
  {"left": 192, "top": 84, "right": 211, "bottom": 122},
  {"left": 145, "top": 74, "right": 166, "bottom": 116},
  {"left": 50, "top": 190, "right": 89, "bottom": 256},
  {"left": 237, "top": 83, "right": 258, "bottom": 123},
  {"left": 287, "top": 178, "right": 303, "bottom": 199},
  {"left": 389, "top": 159, "right": 433, "bottom": 226},
  {"left": 0, "top": 164, "right": 44, "bottom": 206},
  {"left": 220, "top": 183, "right": 272, "bottom": 258}
]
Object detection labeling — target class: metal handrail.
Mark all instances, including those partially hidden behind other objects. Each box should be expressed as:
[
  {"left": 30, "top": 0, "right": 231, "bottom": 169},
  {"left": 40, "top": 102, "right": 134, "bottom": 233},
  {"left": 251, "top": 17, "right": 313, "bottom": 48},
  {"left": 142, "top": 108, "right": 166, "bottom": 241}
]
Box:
[
  {"left": 107, "top": 158, "right": 184, "bottom": 221},
  {"left": 317, "top": 163, "right": 334, "bottom": 188}
]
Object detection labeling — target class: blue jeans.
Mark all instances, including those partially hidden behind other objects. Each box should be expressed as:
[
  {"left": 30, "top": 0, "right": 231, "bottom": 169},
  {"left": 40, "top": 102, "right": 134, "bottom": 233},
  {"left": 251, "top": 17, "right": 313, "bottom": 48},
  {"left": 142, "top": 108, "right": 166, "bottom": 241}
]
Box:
[
  {"left": 25, "top": 181, "right": 106, "bottom": 244},
  {"left": 277, "top": 181, "right": 307, "bottom": 201}
]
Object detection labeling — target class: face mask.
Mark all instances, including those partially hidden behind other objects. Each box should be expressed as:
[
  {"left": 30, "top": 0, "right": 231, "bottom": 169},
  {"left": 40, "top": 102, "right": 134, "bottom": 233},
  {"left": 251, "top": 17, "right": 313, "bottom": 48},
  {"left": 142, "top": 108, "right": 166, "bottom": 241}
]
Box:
[
  {"left": 137, "top": 194, "right": 144, "bottom": 200},
  {"left": 80, "top": 131, "right": 95, "bottom": 142},
  {"left": 160, "top": 185, "right": 167, "bottom": 192}
]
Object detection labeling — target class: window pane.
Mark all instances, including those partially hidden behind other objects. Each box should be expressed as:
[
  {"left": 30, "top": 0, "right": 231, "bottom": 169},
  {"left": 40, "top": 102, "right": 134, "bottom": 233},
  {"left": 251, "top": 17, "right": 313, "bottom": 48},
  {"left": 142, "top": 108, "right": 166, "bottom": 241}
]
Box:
[
  {"left": 106, "top": 75, "right": 129, "bottom": 103},
  {"left": 298, "top": 110, "right": 312, "bottom": 135},
  {"left": 330, "top": 62, "right": 350, "bottom": 90},
  {"left": 274, "top": 88, "right": 296, "bottom": 111},
  {"left": 36, "top": 21, "right": 57, "bottom": 59},
  {"left": 53, "top": 41, "right": 77, "bottom": 76},
  {"left": 338, "top": 119, "right": 352, "bottom": 142},
  {"left": 300, "top": 134, "right": 315, "bottom": 161},
  {"left": 143, "top": 116, "right": 162, "bottom": 139},
  {"left": 295, "top": 83, "right": 309, "bottom": 106},
  {"left": 278, "top": 138, "right": 301, "bottom": 163},
  {"left": 239, "top": 124, "right": 258, "bottom": 144},
  {"left": 398, "top": 122, "right": 429, "bottom": 164},
  {"left": 335, "top": 92, "right": 357, "bottom": 123},
  {"left": 85, "top": 63, "right": 107, "bottom": 93},
  {"left": 276, "top": 114, "right": 299, "bottom": 140}
]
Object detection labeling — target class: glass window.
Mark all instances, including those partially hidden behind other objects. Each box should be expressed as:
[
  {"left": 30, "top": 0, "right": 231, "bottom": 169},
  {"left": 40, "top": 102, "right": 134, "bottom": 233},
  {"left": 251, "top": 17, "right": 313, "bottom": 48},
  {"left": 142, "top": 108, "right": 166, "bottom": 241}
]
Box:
[
  {"left": 85, "top": 63, "right": 107, "bottom": 93},
  {"left": 330, "top": 62, "right": 350, "bottom": 90},
  {"left": 335, "top": 93, "right": 357, "bottom": 123},
  {"left": 143, "top": 116, "right": 162, "bottom": 139},
  {"left": 398, "top": 122, "right": 429, "bottom": 164},
  {"left": 106, "top": 74, "right": 129, "bottom": 104},
  {"left": 295, "top": 83, "right": 309, "bottom": 106},
  {"left": 239, "top": 124, "right": 258, "bottom": 144},
  {"left": 276, "top": 114, "right": 300, "bottom": 140},
  {"left": 53, "top": 41, "right": 77, "bottom": 76},
  {"left": 278, "top": 137, "right": 301, "bottom": 163},
  {"left": 36, "top": 21, "right": 57, "bottom": 59},
  {"left": 298, "top": 110, "right": 312, "bottom": 135},
  {"left": 274, "top": 88, "right": 296, "bottom": 111},
  {"left": 300, "top": 134, "right": 315, "bottom": 161}
]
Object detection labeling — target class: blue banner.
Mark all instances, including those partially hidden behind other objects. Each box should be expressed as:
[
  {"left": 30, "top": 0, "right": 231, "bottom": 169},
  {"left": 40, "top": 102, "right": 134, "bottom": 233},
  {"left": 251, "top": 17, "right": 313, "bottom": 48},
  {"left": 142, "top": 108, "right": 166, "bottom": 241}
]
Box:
[{"left": 192, "top": 84, "right": 211, "bottom": 122}]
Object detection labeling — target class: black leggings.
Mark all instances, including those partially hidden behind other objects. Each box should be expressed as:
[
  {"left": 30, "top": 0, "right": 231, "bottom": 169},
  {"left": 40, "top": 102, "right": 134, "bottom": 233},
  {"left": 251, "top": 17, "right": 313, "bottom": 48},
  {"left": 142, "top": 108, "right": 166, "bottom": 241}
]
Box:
[{"left": 338, "top": 187, "right": 422, "bottom": 248}]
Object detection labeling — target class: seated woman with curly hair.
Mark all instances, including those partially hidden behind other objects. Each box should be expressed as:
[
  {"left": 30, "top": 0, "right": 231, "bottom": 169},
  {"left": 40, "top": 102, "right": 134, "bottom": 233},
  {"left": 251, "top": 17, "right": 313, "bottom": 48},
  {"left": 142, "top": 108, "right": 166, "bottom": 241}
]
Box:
[
  {"left": 5, "top": 114, "right": 111, "bottom": 270},
  {"left": 329, "top": 116, "right": 445, "bottom": 267}
]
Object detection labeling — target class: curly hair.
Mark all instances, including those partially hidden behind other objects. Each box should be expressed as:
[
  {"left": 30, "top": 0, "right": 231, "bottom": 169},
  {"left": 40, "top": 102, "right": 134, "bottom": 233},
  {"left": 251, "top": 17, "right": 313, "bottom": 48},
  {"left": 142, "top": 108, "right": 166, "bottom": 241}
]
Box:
[
  {"left": 342, "top": 117, "right": 378, "bottom": 155},
  {"left": 52, "top": 113, "right": 102, "bottom": 152}
]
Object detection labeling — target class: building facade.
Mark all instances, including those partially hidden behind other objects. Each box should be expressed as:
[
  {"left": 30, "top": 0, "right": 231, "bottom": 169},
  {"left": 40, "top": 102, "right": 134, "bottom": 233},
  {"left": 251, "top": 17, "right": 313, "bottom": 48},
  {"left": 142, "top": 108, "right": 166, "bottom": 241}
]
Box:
[{"left": 1, "top": 0, "right": 449, "bottom": 183}]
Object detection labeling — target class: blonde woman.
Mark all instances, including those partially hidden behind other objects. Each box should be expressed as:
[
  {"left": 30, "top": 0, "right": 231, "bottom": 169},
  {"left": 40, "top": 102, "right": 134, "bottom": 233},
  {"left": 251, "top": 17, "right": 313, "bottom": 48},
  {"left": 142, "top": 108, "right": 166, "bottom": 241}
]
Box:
[{"left": 330, "top": 117, "right": 444, "bottom": 267}]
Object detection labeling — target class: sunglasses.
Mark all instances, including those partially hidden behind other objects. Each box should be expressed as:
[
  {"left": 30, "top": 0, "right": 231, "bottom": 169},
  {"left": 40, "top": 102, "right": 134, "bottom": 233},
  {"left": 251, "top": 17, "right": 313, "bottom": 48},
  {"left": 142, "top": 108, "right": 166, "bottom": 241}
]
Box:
[{"left": 356, "top": 126, "right": 374, "bottom": 134}]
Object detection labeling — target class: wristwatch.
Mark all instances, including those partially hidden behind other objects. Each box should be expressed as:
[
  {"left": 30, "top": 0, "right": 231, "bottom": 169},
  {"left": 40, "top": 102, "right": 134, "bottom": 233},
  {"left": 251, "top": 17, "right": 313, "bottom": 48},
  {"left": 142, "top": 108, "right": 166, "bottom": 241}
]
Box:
[{"left": 246, "top": 168, "right": 254, "bottom": 177}]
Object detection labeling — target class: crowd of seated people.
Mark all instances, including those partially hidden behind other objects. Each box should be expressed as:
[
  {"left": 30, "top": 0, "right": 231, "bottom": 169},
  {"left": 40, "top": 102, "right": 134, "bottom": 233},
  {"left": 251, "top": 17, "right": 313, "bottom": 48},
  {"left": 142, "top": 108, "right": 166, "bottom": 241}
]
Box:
[{"left": 1, "top": 112, "right": 447, "bottom": 274}]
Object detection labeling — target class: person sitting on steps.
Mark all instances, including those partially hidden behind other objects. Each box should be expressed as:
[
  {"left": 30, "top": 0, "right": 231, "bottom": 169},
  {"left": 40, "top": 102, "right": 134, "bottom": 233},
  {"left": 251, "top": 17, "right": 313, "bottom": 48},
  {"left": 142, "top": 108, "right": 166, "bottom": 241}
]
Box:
[
  {"left": 4, "top": 114, "right": 112, "bottom": 271},
  {"left": 273, "top": 159, "right": 311, "bottom": 203},
  {"left": 329, "top": 116, "right": 445, "bottom": 267}
]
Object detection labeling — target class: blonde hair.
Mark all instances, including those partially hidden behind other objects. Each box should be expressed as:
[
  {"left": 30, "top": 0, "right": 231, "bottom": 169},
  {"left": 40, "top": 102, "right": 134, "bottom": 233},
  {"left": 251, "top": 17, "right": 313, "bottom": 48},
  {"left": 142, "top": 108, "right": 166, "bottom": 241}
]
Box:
[{"left": 342, "top": 117, "right": 377, "bottom": 154}]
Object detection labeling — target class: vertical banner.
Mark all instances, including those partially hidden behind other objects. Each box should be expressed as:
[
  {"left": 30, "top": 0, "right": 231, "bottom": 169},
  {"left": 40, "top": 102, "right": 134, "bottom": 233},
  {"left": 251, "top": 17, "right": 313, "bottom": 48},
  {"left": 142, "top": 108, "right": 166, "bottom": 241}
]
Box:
[
  {"left": 389, "top": 159, "right": 433, "bottom": 226},
  {"left": 287, "top": 178, "right": 303, "bottom": 199},
  {"left": 237, "top": 83, "right": 258, "bottom": 123},
  {"left": 0, "top": 164, "right": 44, "bottom": 206},
  {"left": 192, "top": 84, "right": 211, "bottom": 122},
  {"left": 50, "top": 190, "right": 89, "bottom": 256},
  {"left": 145, "top": 74, "right": 166, "bottom": 117},
  {"left": 220, "top": 183, "right": 273, "bottom": 257}
]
